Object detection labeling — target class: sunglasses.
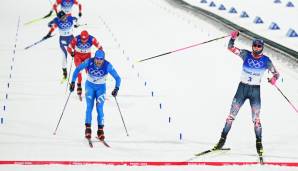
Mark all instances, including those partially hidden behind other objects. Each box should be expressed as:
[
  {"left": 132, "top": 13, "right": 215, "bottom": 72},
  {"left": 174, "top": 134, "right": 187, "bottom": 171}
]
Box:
[{"left": 253, "top": 44, "right": 263, "bottom": 48}]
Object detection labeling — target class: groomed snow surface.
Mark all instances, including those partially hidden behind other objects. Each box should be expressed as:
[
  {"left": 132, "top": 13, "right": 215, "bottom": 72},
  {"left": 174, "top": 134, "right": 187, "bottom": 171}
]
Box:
[{"left": 0, "top": 0, "right": 297, "bottom": 170}]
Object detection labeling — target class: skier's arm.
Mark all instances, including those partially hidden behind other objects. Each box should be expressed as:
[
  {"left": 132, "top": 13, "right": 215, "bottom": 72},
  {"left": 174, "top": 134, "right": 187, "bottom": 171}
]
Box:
[
  {"left": 71, "top": 59, "right": 89, "bottom": 83},
  {"left": 107, "top": 63, "right": 121, "bottom": 88},
  {"left": 48, "top": 19, "right": 55, "bottom": 28},
  {"left": 74, "top": 0, "right": 82, "bottom": 17},
  {"left": 227, "top": 31, "right": 248, "bottom": 60},
  {"left": 92, "top": 37, "right": 103, "bottom": 50},
  {"left": 48, "top": 24, "right": 57, "bottom": 34},
  {"left": 43, "top": 21, "right": 57, "bottom": 39},
  {"left": 67, "top": 38, "right": 77, "bottom": 55},
  {"left": 268, "top": 60, "right": 280, "bottom": 80},
  {"left": 73, "top": 17, "right": 80, "bottom": 28},
  {"left": 72, "top": 17, "right": 78, "bottom": 25},
  {"left": 227, "top": 38, "right": 248, "bottom": 60}
]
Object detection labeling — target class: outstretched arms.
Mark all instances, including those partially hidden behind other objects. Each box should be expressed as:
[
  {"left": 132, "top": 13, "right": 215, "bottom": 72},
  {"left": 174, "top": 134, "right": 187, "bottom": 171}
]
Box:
[
  {"left": 107, "top": 63, "right": 121, "bottom": 88},
  {"left": 267, "top": 61, "right": 280, "bottom": 85},
  {"left": 227, "top": 31, "right": 248, "bottom": 60},
  {"left": 228, "top": 31, "right": 241, "bottom": 55},
  {"left": 92, "top": 37, "right": 103, "bottom": 50},
  {"left": 107, "top": 63, "right": 121, "bottom": 97},
  {"left": 71, "top": 59, "right": 89, "bottom": 83},
  {"left": 74, "top": 0, "right": 82, "bottom": 17}
]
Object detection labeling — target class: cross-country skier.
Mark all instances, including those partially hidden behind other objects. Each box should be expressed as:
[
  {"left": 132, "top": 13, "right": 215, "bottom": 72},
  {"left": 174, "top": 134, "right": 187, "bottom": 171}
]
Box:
[
  {"left": 213, "top": 31, "right": 280, "bottom": 158},
  {"left": 43, "top": 11, "right": 77, "bottom": 80},
  {"left": 53, "top": 0, "right": 82, "bottom": 17},
  {"left": 69, "top": 49, "right": 121, "bottom": 141},
  {"left": 67, "top": 30, "right": 103, "bottom": 99}
]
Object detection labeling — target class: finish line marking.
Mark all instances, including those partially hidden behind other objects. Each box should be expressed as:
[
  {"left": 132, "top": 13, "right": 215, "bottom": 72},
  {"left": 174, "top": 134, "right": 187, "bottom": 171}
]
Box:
[{"left": 0, "top": 161, "right": 298, "bottom": 167}]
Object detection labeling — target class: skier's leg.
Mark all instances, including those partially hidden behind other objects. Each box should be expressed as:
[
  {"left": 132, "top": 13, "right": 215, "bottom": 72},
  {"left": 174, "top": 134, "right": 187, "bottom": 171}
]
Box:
[
  {"left": 59, "top": 36, "right": 68, "bottom": 79},
  {"left": 222, "top": 83, "right": 247, "bottom": 137},
  {"left": 249, "top": 85, "right": 263, "bottom": 155},
  {"left": 95, "top": 85, "right": 106, "bottom": 140},
  {"left": 95, "top": 92, "right": 105, "bottom": 126},
  {"left": 85, "top": 82, "right": 96, "bottom": 137},
  {"left": 82, "top": 53, "right": 91, "bottom": 74},
  {"left": 214, "top": 83, "right": 246, "bottom": 149}
]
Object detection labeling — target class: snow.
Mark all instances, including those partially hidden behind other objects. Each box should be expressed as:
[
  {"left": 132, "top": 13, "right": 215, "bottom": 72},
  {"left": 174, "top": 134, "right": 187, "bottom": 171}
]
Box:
[
  {"left": 183, "top": 0, "right": 298, "bottom": 51},
  {"left": 0, "top": 0, "right": 298, "bottom": 170}
]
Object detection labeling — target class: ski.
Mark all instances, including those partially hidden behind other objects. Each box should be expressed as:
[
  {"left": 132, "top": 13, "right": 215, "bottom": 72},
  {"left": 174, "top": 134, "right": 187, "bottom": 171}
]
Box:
[
  {"left": 86, "top": 138, "right": 93, "bottom": 148},
  {"left": 24, "top": 35, "right": 54, "bottom": 50},
  {"left": 24, "top": 10, "right": 54, "bottom": 26},
  {"left": 95, "top": 137, "right": 111, "bottom": 148},
  {"left": 185, "top": 148, "right": 231, "bottom": 162},
  {"left": 195, "top": 147, "right": 231, "bottom": 156},
  {"left": 100, "top": 140, "right": 111, "bottom": 148},
  {"left": 74, "top": 23, "right": 87, "bottom": 28}
]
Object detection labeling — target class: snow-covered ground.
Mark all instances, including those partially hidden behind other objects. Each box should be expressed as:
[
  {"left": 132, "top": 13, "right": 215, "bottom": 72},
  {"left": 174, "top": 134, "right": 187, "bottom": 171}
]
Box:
[
  {"left": 0, "top": 0, "right": 298, "bottom": 170},
  {"left": 183, "top": 0, "right": 298, "bottom": 52}
]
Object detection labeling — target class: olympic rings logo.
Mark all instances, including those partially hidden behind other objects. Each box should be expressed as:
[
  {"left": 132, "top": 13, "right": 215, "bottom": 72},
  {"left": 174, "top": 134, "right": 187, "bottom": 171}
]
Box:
[
  {"left": 247, "top": 58, "right": 264, "bottom": 68},
  {"left": 89, "top": 68, "right": 105, "bottom": 77},
  {"left": 59, "top": 22, "right": 72, "bottom": 29},
  {"left": 78, "top": 43, "right": 91, "bottom": 49},
  {"left": 62, "top": 2, "right": 73, "bottom": 8}
]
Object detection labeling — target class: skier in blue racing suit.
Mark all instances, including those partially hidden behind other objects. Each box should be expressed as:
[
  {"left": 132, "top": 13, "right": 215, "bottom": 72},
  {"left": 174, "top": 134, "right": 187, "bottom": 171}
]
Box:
[
  {"left": 69, "top": 49, "right": 121, "bottom": 140},
  {"left": 44, "top": 10, "right": 77, "bottom": 80}
]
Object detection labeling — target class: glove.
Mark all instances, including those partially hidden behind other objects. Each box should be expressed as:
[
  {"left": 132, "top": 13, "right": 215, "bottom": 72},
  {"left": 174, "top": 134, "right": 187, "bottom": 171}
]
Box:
[
  {"left": 111, "top": 87, "right": 119, "bottom": 97},
  {"left": 230, "top": 31, "right": 239, "bottom": 40},
  {"left": 43, "top": 32, "right": 51, "bottom": 40},
  {"left": 69, "top": 82, "right": 75, "bottom": 92},
  {"left": 78, "top": 12, "right": 82, "bottom": 17},
  {"left": 268, "top": 76, "right": 277, "bottom": 85}
]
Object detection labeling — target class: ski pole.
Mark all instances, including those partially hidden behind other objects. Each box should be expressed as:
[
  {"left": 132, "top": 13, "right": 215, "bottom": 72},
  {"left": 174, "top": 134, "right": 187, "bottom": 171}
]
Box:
[
  {"left": 24, "top": 0, "right": 55, "bottom": 26},
  {"left": 272, "top": 84, "right": 298, "bottom": 113},
  {"left": 53, "top": 92, "right": 72, "bottom": 135},
  {"left": 74, "top": 23, "right": 87, "bottom": 28},
  {"left": 24, "top": 35, "right": 54, "bottom": 50},
  {"left": 138, "top": 35, "right": 229, "bottom": 63},
  {"left": 114, "top": 97, "right": 129, "bottom": 136},
  {"left": 24, "top": 10, "right": 54, "bottom": 26}
]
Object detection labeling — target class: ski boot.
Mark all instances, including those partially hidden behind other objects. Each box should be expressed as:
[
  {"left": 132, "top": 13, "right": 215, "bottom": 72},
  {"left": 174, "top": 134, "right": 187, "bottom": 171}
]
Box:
[
  {"left": 213, "top": 137, "right": 226, "bottom": 150},
  {"left": 60, "top": 68, "right": 68, "bottom": 84},
  {"left": 77, "top": 83, "right": 82, "bottom": 101},
  {"left": 256, "top": 138, "right": 264, "bottom": 164},
  {"left": 97, "top": 125, "right": 105, "bottom": 141},
  {"left": 62, "top": 68, "right": 67, "bottom": 80},
  {"left": 85, "top": 124, "right": 92, "bottom": 139},
  {"left": 256, "top": 139, "right": 264, "bottom": 156}
]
